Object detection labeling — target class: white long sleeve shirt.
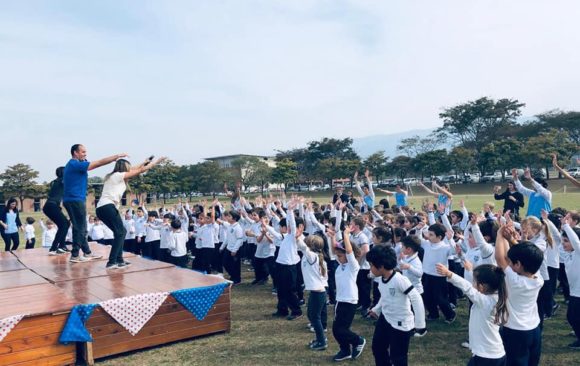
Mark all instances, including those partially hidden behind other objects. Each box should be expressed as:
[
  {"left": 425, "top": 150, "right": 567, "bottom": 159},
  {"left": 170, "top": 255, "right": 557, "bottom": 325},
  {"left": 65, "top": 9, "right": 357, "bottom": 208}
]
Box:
[
  {"left": 420, "top": 239, "right": 453, "bottom": 276},
  {"left": 24, "top": 224, "right": 35, "bottom": 240},
  {"left": 335, "top": 252, "right": 360, "bottom": 304},
  {"left": 219, "top": 221, "right": 244, "bottom": 253},
  {"left": 447, "top": 274, "right": 505, "bottom": 359},
  {"left": 562, "top": 224, "right": 580, "bottom": 297},
  {"left": 275, "top": 211, "right": 300, "bottom": 265},
  {"left": 297, "top": 238, "right": 328, "bottom": 291},
  {"left": 504, "top": 266, "right": 543, "bottom": 331},
  {"left": 399, "top": 253, "right": 423, "bottom": 294},
  {"left": 168, "top": 230, "right": 188, "bottom": 257}
]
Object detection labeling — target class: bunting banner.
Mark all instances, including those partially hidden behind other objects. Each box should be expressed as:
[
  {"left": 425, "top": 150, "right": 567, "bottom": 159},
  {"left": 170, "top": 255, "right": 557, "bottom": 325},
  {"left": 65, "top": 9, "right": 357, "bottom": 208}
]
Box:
[
  {"left": 99, "top": 292, "right": 169, "bottom": 336},
  {"left": 0, "top": 314, "right": 26, "bottom": 343},
  {"left": 59, "top": 304, "right": 98, "bottom": 344},
  {"left": 172, "top": 282, "right": 229, "bottom": 320}
]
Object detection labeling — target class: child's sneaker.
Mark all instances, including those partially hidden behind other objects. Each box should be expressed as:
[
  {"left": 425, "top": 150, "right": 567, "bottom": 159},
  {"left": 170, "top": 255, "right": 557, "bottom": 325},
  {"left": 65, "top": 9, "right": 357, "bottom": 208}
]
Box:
[
  {"left": 309, "top": 326, "right": 328, "bottom": 333},
  {"left": 309, "top": 341, "right": 328, "bottom": 351},
  {"left": 461, "top": 341, "right": 470, "bottom": 349},
  {"left": 332, "top": 349, "right": 352, "bottom": 362},
  {"left": 70, "top": 256, "right": 89, "bottom": 263},
  {"left": 351, "top": 336, "right": 366, "bottom": 359},
  {"left": 48, "top": 251, "right": 58, "bottom": 256},
  {"left": 84, "top": 253, "right": 103, "bottom": 260},
  {"left": 414, "top": 328, "right": 428, "bottom": 337}
]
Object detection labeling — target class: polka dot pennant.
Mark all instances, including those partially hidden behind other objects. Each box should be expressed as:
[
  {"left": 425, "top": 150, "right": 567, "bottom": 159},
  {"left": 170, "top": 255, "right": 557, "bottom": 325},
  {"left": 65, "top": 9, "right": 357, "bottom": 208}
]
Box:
[
  {"left": 172, "top": 282, "right": 228, "bottom": 321},
  {"left": 99, "top": 292, "right": 169, "bottom": 336},
  {"left": 0, "top": 314, "right": 26, "bottom": 343},
  {"left": 59, "top": 304, "right": 98, "bottom": 344}
]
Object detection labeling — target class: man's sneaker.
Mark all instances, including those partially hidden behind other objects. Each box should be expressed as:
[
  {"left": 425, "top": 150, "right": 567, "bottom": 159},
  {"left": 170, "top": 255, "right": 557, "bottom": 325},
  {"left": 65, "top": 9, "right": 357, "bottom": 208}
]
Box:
[
  {"left": 450, "top": 303, "right": 457, "bottom": 310},
  {"left": 445, "top": 313, "right": 457, "bottom": 324},
  {"left": 271, "top": 311, "right": 288, "bottom": 318},
  {"left": 332, "top": 349, "right": 352, "bottom": 362},
  {"left": 286, "top": 314, "right": 303, "bottom": 321},
  {"left": 461, "top": 341, "right": 470, "bottom": 349},
  {"left": 568, "top": 341, "right": 580, "bottom": 350},
  {"left": 116, "top": 262, "right": 131, "bottom": 268},
  {"left": 48, "top": 251, "right": 58, "bottom": 256},
  {"left": 56, "top": 248, "right": 67, "bottom": 254},
  {"left": 309, "top": 326, "right": 328, "bottom": 333},
  {"left": 569, "top": 331, "right": 576, "bottom": 337},
  {"left": 106, "top": 263, "right": 119, "bottom": 270},
  {"left": 414, "top": 328, "right": 428, "bottom": 337},
  {"left": 84, "top": 253, "right": 103, "bottom": 261},
  {"left": 271, "top": 288, "right": 277, "bottom": 295},
  {"left": 70, "top": 256, "right": 89, "bottom": 263},
  {"left": 309, "top": 341, "right": 328, "bottom": 351},
  {"left": 351, "top": 337, "right": 366, "bottom": 360}
]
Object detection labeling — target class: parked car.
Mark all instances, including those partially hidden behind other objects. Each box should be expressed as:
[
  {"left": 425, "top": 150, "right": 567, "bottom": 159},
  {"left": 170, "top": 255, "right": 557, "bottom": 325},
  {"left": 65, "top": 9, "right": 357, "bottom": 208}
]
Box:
[
  {"left": 440, "top": 175, "right": 458, "bottom": 184},
  {"left": 481, "top": 172, "right": 503, "bottom": 183},
  {"left": 403, "top": 178, "right": 419, "bottom": 186},
  {"left": 567, "top": 167, "right": 580, "bottom": 178}
]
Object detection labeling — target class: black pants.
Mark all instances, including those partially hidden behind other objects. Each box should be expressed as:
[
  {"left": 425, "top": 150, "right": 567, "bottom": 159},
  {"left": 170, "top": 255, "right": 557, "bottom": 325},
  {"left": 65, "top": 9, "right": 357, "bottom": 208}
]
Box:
[
  {"left": 467, "top": 355, "right": 506, "bottom": 366},
  {"left": 152, "top": 241, "right": 162, "bottom": 261},
  {"left": 96, "top": 204, "right": 126, "bottom": 265},
  {"left": 63, "top": 201, "right": 92, "bottom": 257},
  {"left": 536, "top": 280, "right": 553, "bottom": 322},
  {"left": 372, "top": 314, "right": 412, "bottom": 366},
  {"left": 296, "top": 258, "right": 304, "bottom": 301},
  {"left": 568, "top": 296, "right": 580, "bottom": 343},
  {"left": 422, "top": 274, "right": 455, "bottom": 320},
  {"left": 254, "top": 256, "right": 274, "bottom": 282},
  {"left": 173, "top": 255, "right": 188, "bottom": 268},
  {"left": 332, "top": 302, "right": 359, "bottom": 352},
  {"left": 223, "top": 249, "right": 241, "bottom": 283},
  {"left": 327, "top": 260, "right": 338, "bottom": 303},
  {"left": 142, "top": 240, "right": 157, "bottom": 258},
  {"left": 357, "top": 269, "right": 372, "bottom": 311},
  {"left": 123, "top": 238, "right": 135, "bottom": 253},
  {"left": 193, "top": 247, "right": 213, "bottom": 273},
  {"left": 275, "top": 263, "right": 302, "bottom": 316},
  {"left": 307, "top": 290, "right": 328, "bottom": 344},
  {"left": 448, "top": 260, "right": 463, "bottom": 305},
  {"left": 212, "top": 243, "right": 223, "bottom": 273},
  {"left": 43, "top": 201, "right": 69, "bottom": 252},
  {"left": 558, "top": 264, "right": 570, "bottom": 300},
  {"left": 134, "top": 236, "right": 144, "bottom": 255},
  {"left": 25, "top": 238, "right": 36, "bottom": 249},
  {"left": 2, "top": 232, "right": 19, "bottom": 251},
  {"left": 500, "top": 326, "right": 541, "bottom": 366}
]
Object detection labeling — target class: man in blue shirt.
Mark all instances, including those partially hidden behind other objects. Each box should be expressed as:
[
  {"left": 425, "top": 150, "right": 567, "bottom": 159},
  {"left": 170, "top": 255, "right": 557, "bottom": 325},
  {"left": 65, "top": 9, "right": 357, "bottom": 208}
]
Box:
[{"left": 63, "top": 144, "right": 127, "bottom": 262}]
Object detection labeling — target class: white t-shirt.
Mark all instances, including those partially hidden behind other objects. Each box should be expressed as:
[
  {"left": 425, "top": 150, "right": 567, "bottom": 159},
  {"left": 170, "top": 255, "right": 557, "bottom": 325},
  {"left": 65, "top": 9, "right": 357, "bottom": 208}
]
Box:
[
  {"left": 371, "top": 271, "right": 426, "bottom": 332},
  {"left": 504, "top": 266, "right": 543, "bottom": 331},
  {"left": 335, "top": 252, "right": 360, "bottom": 304},
  {"left": 421, "top": 239, "right": 453, "bottom": 276},
  {"left": 297, "top": 239, "right": 328, "bottom": 291},
  {"left": 350, "top": 231, "right": 370, "bottom": 270},
  {"left": 97, "top": 172, "right": 126, "bottom": 208},
  {"left": 169, "top": 230, "right": 188, "bottom": 257},
  {"left": 24, "top": 224, "right": 35, "bottom": 240}
]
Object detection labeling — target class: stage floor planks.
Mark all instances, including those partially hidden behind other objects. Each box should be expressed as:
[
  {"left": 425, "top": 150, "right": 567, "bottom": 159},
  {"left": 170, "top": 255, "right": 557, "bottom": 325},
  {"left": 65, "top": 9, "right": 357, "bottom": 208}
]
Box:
[{"left": 0, "top": 245, "right": 231, "bottom": 366}]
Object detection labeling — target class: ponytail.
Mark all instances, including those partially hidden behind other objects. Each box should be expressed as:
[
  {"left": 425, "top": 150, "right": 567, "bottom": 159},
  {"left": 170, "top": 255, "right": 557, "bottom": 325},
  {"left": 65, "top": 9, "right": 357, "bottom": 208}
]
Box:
[
  {"left": 542, "top": 220, "right": 554, "bottom": 248},
  {"left": 473, "top": 264, "right": 509, "bottom": 325},
  {"left": 493, "top": 266, "right": 509, "bottom": 325}
]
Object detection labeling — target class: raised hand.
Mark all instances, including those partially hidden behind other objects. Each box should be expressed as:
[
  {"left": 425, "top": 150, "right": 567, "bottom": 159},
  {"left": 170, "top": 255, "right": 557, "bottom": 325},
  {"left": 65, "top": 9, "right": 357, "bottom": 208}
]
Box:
[
  {"left": 524, "top": 167, "right": 531, "bottom": 180},
  {"left": 436, "top": 263, "right": 451, "bottom": 277}
]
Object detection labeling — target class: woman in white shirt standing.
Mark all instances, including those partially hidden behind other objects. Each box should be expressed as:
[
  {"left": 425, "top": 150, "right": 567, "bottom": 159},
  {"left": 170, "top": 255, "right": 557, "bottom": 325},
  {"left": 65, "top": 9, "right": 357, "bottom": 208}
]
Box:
[{"left": 96, "top": 156, "right": 166, "bottom": 269}]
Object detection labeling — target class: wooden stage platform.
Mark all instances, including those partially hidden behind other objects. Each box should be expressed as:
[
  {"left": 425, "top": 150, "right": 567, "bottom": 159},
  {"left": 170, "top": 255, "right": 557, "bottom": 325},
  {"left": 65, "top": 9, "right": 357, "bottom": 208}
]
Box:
[{"left": 0, "top": 245, "right": 231, "bottom": 366}]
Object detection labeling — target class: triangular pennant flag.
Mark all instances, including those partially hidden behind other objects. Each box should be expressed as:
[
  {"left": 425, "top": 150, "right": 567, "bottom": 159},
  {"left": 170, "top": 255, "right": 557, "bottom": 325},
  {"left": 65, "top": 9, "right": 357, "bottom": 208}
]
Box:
[
  {"left": 59, "top": 304, "right": 98, "bottom": 344},
  {"left": 99, "top": 292, "right": 169, "bottom": 336},
  {"left": 0, "top": 314, "right": 26, "bottom": 343},
  {"left": 172, "top": 282, "right": 229, "bottom": 320}
]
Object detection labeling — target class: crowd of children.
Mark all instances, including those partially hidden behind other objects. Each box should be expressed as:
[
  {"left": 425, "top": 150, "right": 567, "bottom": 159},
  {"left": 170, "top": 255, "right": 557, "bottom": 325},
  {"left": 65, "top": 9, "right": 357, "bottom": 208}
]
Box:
[{"left": 2, "top": 164, "right": 579, "bottom": 365}]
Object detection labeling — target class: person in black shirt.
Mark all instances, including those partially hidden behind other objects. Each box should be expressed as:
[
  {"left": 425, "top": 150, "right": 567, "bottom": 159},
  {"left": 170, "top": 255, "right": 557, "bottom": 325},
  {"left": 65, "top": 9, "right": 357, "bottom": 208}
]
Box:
[
  {"left": 42, "top": 167, "right": 70, "bottom": 255},
  {"left": 493, "top": 181, "right": 524, "bottom": 220}
]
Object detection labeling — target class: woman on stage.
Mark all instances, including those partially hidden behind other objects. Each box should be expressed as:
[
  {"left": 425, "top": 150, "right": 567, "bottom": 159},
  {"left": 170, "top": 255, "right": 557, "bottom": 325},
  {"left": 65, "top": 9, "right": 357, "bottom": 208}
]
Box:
[
  {"left": 96, "top": 156, "right": 166, "bottom": 269},
  {"left": 42, "top": 167, "right": 70, "bottom": 255}
]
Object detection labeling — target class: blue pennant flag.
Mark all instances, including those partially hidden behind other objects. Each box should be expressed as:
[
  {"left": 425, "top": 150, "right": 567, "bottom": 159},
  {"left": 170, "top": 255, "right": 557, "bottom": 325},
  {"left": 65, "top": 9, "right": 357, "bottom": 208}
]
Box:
[
  {"left": 59, "top": 303, "right": 98, "bottom": 344},
  {"left": 172, "top": 282, "right": 228, "bottom": 320}
]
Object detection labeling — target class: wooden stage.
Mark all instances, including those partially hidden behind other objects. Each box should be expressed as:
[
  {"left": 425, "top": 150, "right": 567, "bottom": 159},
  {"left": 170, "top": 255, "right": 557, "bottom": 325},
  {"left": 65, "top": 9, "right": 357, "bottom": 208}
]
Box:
[{"left": 0, "top": 245, "right": 231, "bottom": 366}]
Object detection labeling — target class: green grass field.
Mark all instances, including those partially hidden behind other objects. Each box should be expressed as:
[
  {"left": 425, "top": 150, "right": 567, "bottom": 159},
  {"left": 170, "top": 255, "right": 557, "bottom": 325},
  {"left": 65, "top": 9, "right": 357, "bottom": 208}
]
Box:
[{"left": 5, "top": 186, "right": 580, "bottom": 365}]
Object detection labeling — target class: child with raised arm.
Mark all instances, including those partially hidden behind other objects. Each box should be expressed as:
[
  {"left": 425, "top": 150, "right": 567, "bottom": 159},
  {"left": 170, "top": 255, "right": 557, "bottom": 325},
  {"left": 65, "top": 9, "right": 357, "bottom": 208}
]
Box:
[
  {"left": 368, "top": 245, "right": 426, "bottom": 366},
  {"left": 219, "top": 210, "right": 244, "bottom": 285},
  {"left": 296, "top": 234, "right": 329, "bottom": 351},
  {"left": 561, "top": 213, "right": 580, "bottom": 349},
  {"left": 354, "top": 169, "right": 375, "bottom": 213},
  {"left": 512, "top": 168, "right": 551, "bottom": 219},
  {"left": 40, "top": 219, "right": 58, "bottom": 253},
  {"left": 378, "top": 183, "right": 408, "bottom": 208},
  {"left": 418, "top": 181, "right": 453, "bottom": 216},
  {"left": 331, "top": 226, "right": 366, "bottom": 362},
  {"left": 168, "top": 219, "right": 189, "bottom": 267},
  {"left": 495, "top": 216, "right": 544, "bottom": 366},
  {"left": 437, "top": 263, "right": 508, "bottom": 365}
]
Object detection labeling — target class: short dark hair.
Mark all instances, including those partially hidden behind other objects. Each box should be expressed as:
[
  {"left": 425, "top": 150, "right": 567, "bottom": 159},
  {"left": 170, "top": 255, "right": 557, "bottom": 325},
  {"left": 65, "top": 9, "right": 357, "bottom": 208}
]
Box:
[
  {"left": 450, "top": 210, "right": 463, "bottom": 221},
  {"left": 372, "top": 226, "right": 392, "bottom": 243},
  {"left": 170, "top": 220, "right": 181, "bottom": 230},
  {"left": 55, "top": 166, "right": 65, "bottom": 178},
  {"left": 428, "top": 223, "right": 447, "bottom": 239},
  {"left": 70, "top": 144, "right": 82, "bottom": 156},
  {"left": 26, "top": 217, "right": 35, "bottom": 224},
  {"left": 279, "top": 218, "right": 287, "bottom": 228},
  {"left": 366, "top": 245, "right": 397, "bottom": 270},
  {"left": 401, "top": 235, "right": 421, "bottom": 253},
  {"left": 228, "top": 210, "right": 241, "bottom": 222},
  {"left": 507, "top": 242, "right": 544, "bottom": 274}
]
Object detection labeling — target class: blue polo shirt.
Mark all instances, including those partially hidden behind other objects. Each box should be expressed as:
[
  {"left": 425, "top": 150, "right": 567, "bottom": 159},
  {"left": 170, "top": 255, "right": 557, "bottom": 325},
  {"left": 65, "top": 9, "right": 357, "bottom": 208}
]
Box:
[{"left": 63, "top": 159, "right": 90, "bottom": 202}]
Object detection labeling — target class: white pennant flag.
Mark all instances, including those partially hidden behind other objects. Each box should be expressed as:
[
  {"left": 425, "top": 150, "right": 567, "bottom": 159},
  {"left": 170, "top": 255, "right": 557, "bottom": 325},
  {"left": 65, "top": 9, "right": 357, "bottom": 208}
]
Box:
[{"left": 99, "top": 292, "right": 169, "bottom": 336}]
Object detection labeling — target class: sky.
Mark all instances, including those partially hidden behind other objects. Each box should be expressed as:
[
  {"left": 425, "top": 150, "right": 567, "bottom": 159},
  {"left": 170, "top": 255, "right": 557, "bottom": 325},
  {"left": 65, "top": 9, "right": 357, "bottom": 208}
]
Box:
[{"left": 1, "top": 1, "right": 579, "bottom": 181}]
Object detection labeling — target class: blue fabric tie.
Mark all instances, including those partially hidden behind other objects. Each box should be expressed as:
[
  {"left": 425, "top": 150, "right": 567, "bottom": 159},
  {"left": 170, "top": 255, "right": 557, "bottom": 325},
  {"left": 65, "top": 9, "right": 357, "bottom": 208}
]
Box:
[
  {"left": 59, "top": 304, "right": 97, "bottom": 344},
  {"left": 172, "top": 282, "right": 228, "bottom": 320}
]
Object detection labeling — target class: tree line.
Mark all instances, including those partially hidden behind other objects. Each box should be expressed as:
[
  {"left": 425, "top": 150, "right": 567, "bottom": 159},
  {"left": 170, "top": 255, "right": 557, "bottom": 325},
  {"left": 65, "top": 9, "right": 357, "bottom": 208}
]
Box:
[{"left": 1, "top": 97, "right": 579, "bottom": 205}]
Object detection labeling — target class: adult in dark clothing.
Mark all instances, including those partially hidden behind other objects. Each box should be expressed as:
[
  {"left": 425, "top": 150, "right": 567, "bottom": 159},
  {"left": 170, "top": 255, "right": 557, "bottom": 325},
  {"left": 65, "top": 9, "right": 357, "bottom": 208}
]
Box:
[
  {"left": 332, "top": 186, "right": 350, "bottom": 204},
  {"left": 63, "top": 144, "right": 127, "bottom": 263},
  {"left": 493, "top": 181, "right": 524, "bottom": 220},
  {"left": 0, "top": 198, "right": 23, "bottom": 251},
  {"left": 42, "top": 167, "right": 70, "bottom": 255}
]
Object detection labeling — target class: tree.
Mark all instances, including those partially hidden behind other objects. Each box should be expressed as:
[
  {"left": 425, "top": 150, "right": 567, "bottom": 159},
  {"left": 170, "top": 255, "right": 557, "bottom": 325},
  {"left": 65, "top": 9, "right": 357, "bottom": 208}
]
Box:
[
  {"left": 271, "top": 159, "right": 298, "bottom": 192},
  {"left": 448, "top": 146, "right": 476, "bottom": 177},
  {"left": 318, "top": 158, "right": 360, "bottom": 188},
  {"left": 521, "top": 129, "right": 576, "bottom": 179},
  {"left": 536, "top": 110, "right": 580, "bottom": 145},
  {"left": 396, "top": 134, "right": 440, "bottom": 158},
  {"left": 437, "top": 97, "right": 525, "bottom": 163},
  {"left": 0, "top": 164, "right": 40, "bottom": 208},
  {"left": 190, "top": 161, "right": 229, "bottom": 195},
  {"left": 411, "top": 150, "right": 450, "bottom": 179},
  {"left": 231, "top": 156, "right": 272, "bottom": 193},
  {"left": 363, "top": 151, "right": 389, "bottom": 182},
  {"left": 387, "top": 155, "right": 413, "bottom": 181},
  {"left": 143, "top": 160, "right": 179, "bottom": 204}
]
